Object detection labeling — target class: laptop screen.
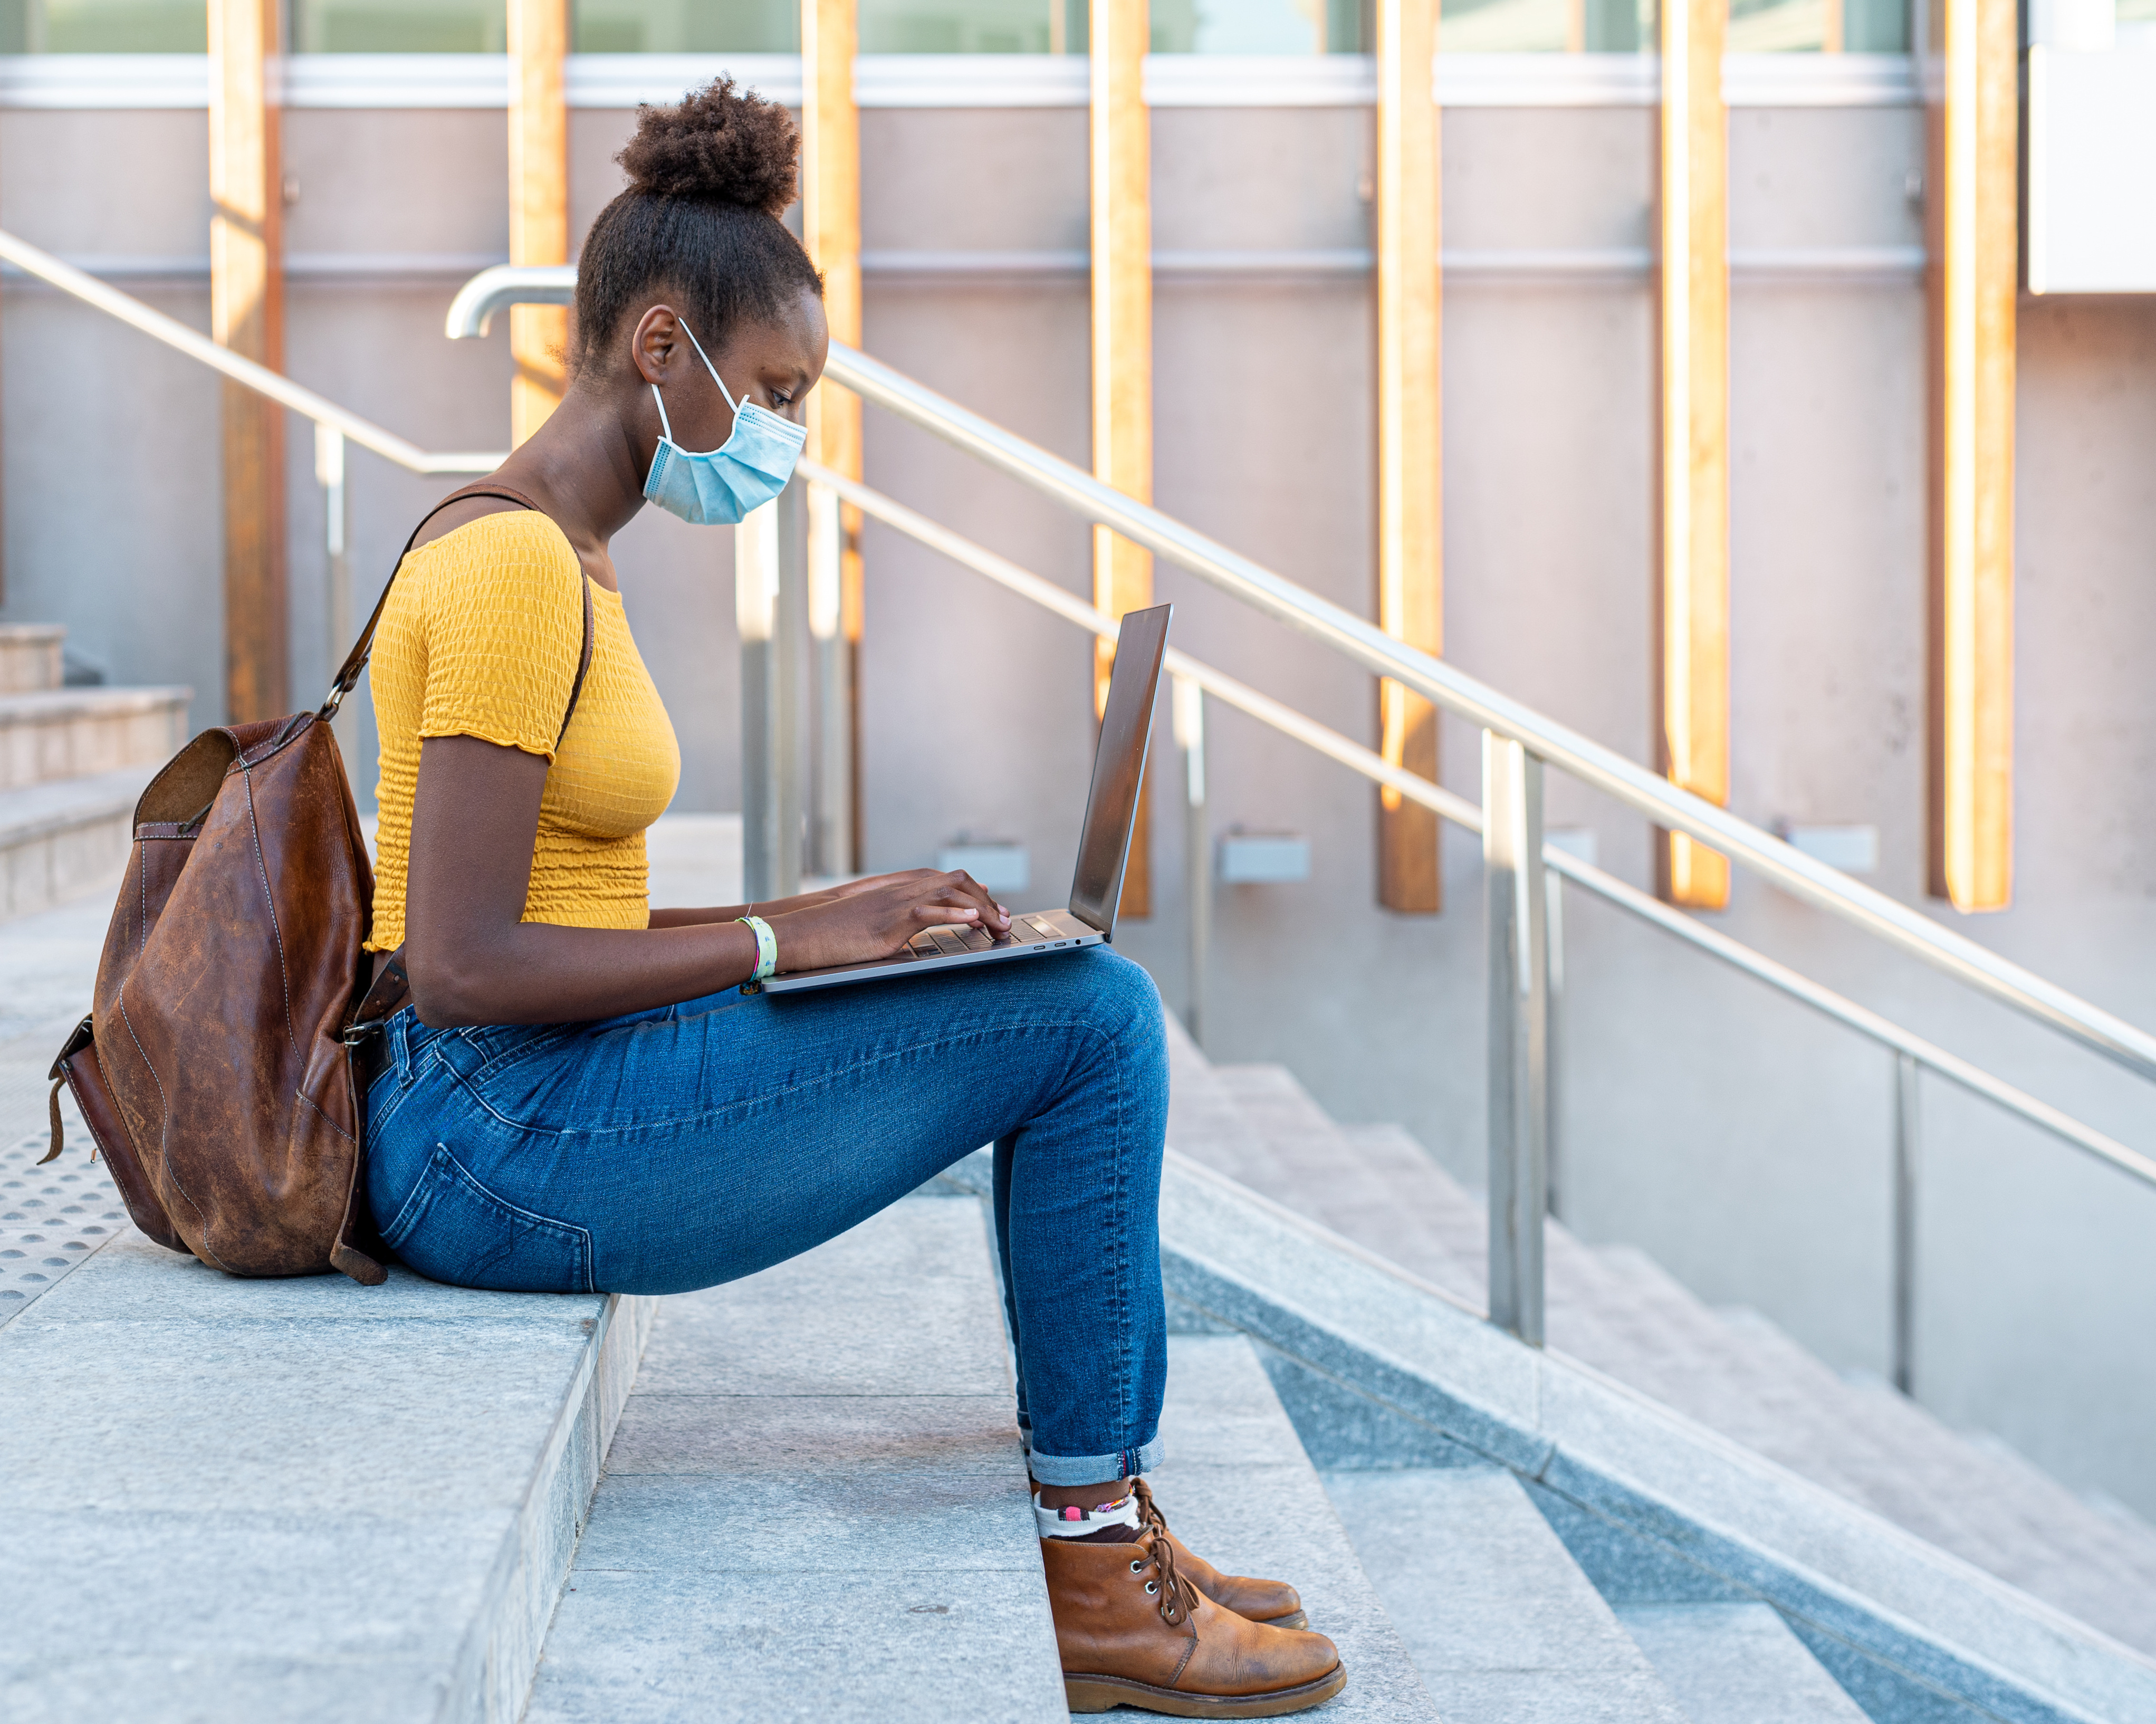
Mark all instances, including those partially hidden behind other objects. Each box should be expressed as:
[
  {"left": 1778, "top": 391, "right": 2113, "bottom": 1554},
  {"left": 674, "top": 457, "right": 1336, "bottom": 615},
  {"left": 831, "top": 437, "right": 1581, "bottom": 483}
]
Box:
[{"left": 1067, "top": 604, "right": 1172, "bottom": 936}]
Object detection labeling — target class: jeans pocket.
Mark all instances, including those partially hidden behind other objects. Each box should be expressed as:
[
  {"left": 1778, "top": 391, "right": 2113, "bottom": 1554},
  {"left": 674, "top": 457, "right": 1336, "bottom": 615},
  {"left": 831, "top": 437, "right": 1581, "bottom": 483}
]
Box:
[{"left": 380, "top": 1142, "right": 595, "bottom": 1294}]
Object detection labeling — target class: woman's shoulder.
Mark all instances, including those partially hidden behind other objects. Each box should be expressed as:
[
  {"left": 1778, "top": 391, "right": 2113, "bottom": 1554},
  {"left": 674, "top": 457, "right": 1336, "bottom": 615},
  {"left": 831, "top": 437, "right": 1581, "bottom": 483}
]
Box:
[{"left": 406, "top": 508, "right": 582, "bottom": 614}]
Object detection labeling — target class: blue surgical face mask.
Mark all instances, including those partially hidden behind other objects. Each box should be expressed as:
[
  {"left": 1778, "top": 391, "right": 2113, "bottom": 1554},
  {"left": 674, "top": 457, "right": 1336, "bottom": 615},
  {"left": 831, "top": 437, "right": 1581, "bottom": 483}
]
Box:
[{"left": 642, "top": 318, "right": 808, "bottom": 526}]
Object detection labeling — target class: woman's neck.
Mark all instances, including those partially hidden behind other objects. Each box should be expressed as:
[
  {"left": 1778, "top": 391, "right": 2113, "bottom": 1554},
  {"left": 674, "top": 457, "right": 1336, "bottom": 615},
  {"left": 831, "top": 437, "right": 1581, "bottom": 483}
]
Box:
[{"left": 488, "top": 384, "right": 651, "bottom": 577}]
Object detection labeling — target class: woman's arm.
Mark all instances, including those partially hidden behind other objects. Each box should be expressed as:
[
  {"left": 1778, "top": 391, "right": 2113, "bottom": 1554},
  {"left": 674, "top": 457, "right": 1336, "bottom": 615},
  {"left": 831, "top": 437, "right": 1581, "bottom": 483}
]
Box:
[
  {"left": 647, "top": 871, "right": 976, "bottom": 930},
  {"left": 405, "top": 735, "right": 1008, "bottom": 1026}
]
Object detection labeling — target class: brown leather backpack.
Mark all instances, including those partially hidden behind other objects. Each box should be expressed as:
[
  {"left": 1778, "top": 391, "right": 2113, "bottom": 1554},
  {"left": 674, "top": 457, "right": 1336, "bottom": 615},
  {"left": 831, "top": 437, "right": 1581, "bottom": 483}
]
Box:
[{"left": 43, "top": 484, "right": 590, "bottom": 1285}]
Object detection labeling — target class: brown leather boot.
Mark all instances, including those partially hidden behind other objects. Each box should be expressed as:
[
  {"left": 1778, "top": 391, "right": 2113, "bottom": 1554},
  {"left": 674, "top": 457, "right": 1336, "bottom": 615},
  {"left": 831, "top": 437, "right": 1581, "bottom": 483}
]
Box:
[
  {"left": 1041, "top": 1524, "right": 1347, "bottom": 1717},
  {"left": 1133, "top": 1479, "right": 1310, "bottom": 1632}
]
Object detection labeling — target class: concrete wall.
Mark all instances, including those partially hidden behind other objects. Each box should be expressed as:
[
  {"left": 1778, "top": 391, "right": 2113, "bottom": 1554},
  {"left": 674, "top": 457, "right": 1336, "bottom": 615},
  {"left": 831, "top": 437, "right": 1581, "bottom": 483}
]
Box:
[{"left": 6, "top": 81, "right": 2156, "bottom": 1519}]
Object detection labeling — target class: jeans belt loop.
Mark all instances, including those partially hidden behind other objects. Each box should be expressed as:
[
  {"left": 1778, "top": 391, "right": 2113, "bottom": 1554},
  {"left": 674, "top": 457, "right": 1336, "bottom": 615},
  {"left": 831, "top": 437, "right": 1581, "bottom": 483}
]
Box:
[{"left": 390, "top": 1007, "right": 413, "bottom": 1081}]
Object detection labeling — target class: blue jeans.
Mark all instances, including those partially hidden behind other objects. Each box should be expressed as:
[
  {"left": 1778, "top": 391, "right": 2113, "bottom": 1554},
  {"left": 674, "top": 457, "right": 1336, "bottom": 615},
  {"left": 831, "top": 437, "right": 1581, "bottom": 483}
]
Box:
[{"left": 365, "top": 945, "right": 1169, "bottom": 1486}]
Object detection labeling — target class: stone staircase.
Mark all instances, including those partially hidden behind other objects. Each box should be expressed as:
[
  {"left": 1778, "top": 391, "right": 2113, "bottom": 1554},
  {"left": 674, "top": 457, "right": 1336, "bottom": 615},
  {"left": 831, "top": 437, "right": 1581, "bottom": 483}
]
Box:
[
  {"left": 9, "top": 854, "right": 2156, "bottom": 1721},
  {"left": 0, "top": 622, "right": 190, "bottom": 918},
  {"left": 1158, "top": 1017, "right": 2156, "bottom": 1665}
]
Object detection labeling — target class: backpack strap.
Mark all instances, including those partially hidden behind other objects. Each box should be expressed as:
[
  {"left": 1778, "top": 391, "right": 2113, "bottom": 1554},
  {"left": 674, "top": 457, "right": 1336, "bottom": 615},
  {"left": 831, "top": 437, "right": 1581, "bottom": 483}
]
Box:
[
  {"left": 559, "top": 564, "right": 596, "bottom": 749},
  {"left": 319, "top": 481, "right": 593, "bottom": 732}
]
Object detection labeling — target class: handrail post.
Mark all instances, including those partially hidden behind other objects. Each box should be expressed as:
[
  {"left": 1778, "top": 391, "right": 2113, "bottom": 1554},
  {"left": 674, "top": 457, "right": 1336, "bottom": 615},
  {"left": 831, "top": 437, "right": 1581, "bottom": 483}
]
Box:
[
  {"left": 806, "top": 480, "right": 853, "bottom": 880},
  {"left": 739, "top": 489, "right": 802, "bottom": 903},
  {"left": 1486, "top": 731, "right": 1550, "bottom": 1345},
  {"left": 313, "top": 424, "right": 350, "bottom": 731},
  {"left": 1893, "top": 1051, "right": 1921, "bottom": 1394},
  {"left": 1546, "top": 861, "right": 1566, "bottom": 1225},
  {"left": 1174, "top": 675, "right": 1210, "bottom": 1049}
]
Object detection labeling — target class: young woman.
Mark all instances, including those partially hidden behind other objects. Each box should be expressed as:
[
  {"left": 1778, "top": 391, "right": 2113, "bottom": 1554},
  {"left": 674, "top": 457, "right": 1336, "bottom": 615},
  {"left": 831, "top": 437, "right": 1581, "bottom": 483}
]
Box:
[{"left": 361, "top": 82, "right": 1345, "bottom": 1717}]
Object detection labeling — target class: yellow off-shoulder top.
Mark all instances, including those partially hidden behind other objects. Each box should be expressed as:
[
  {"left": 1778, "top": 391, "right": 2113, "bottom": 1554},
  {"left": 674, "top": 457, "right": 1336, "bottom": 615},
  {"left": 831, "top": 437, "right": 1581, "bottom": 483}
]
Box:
[{"left": 365, "top": 509, "right": 681, "bottom": 952}]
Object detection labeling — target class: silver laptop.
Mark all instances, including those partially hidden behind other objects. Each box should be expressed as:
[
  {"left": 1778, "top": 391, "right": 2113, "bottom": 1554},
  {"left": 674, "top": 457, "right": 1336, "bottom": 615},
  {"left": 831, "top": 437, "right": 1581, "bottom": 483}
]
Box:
[{"left": 763, "top": 603, "right": 1171, "bottom": 995}]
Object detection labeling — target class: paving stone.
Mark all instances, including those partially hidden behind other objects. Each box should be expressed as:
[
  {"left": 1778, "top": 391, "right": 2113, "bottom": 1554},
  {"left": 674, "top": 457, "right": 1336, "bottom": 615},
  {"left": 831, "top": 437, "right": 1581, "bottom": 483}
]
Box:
[
  {"left": 1616, "top": 1602, "right": 1871, "bottom": 1724},
  {"left": 1327, "top": 1466, "right": 1688, "bottom": 1724}
]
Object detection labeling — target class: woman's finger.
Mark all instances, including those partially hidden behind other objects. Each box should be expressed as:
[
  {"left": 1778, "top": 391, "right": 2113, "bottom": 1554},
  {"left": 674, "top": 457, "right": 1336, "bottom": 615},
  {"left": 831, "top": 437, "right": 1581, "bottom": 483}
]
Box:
[{"left": 945, "top": 869, "right": 1012, "bottom": 934}]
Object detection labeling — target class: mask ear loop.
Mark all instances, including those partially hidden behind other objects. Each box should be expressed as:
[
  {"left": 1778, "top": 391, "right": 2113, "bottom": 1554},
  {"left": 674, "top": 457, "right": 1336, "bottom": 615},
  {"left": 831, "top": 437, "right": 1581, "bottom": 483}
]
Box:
[
  {"left": 647, "top": 317, "right": 733, "bottom": 446},
  {"left": 674, "top": 317, "right": 741, "bottom": 413}
]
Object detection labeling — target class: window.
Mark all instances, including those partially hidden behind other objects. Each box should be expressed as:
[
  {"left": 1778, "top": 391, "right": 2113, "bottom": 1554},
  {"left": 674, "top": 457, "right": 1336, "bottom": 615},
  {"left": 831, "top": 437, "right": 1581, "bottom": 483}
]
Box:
[
  {"left": 574, "top": 0, "right": 793, "bottom": 53},
  {"left": 1439, "top": 0, "right": 1653, "bottom": 53},
  {"left": 0, "top": 0, "right": 206, "bottom": 51},
  {"left": 0, "top": 0, "right": 1912, "bottom": 58},
  {"left": 1150, "top": 0, "right": 1366, "bottom": 52},
  {"left": 570, "top": 0, "right": 1373, "bottom": 56},
  {"left": 1726, "top": 0, "right": 1908, "bottom": 53},
  {"left": 291, "top": 0, "right": 505, "bottom": 52}
]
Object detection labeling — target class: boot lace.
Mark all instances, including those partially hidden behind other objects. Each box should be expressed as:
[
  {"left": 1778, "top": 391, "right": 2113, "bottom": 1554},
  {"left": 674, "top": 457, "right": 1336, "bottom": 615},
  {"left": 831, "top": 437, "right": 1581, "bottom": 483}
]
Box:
[
  {"left": 1133, "top": 1515, "right": 1201, "bottom": 1627},
  {"left": 1133, "top": 1478, "right": 1172, "bottom": 1541}
]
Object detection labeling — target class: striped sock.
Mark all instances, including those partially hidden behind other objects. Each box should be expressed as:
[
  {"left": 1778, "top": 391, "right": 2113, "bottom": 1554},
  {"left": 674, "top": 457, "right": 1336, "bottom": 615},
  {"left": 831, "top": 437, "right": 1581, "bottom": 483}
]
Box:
[{"left": 1035, "top": 1490, "right": 1145, "bottom": 1541}]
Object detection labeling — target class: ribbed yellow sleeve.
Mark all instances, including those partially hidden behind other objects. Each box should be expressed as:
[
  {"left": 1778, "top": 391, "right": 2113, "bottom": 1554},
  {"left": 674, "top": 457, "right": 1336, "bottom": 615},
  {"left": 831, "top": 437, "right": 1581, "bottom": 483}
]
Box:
[
  {"left": 416, "top": 513, "right": 584, "bottom": 761},
  {"left": 367, "top": 509, "right": 681, "bottom": 954}
]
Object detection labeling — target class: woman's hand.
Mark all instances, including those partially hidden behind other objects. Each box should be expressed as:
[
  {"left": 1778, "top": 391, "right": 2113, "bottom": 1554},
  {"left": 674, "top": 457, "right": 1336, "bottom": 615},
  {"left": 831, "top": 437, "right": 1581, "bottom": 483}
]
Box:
[{"left": 765, "top": 869, "right": 1011, "bottom": 973}]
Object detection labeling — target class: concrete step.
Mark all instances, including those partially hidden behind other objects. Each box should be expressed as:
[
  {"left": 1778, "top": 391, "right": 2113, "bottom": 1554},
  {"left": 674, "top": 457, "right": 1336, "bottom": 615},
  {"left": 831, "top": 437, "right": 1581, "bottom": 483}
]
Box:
[
  {"left": 1325, "top": 1466, "right": 1689, "bottom": 1723},
  {"left": 0, "top": 624, "right": 63, "bottom": 694},
  {"left": 1158, "top": 1151, "right": 2156, "bottom": 1724},
  {"left": 1615, "top": 1603, "right": 1870, "bottom": 1724},
  {"left": 1166, "top": 1016, "right": 2156, "bottom": 1669},
  {"left": 0, "top": 763, "right": 156, "bottom": 917},
  {"left": 0, "top": 685, "right": 190, "bottom": 791},
  {"left": 525, "top": 1195, "right": 1069, "bottom": 1724},
  {"left": 1145, "top": 1335, "right": 1442, "bottom": 1722},
  {"left": 0, "top": 1227, "right": 654, "bottom": 1722}
]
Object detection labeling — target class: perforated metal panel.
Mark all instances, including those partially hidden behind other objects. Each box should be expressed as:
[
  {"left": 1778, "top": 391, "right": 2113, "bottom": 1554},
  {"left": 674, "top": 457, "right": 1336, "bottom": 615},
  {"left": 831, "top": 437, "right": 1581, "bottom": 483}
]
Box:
[{"left": 0, "top": 1103, "right": 127, "bottom": 1326}]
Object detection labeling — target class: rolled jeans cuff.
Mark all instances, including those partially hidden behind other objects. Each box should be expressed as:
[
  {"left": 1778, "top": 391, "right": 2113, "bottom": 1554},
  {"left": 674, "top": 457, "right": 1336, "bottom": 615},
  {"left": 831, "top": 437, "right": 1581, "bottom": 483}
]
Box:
[{"left": 1022, "top": 1432, "right": 1166, "bottom": 1487}]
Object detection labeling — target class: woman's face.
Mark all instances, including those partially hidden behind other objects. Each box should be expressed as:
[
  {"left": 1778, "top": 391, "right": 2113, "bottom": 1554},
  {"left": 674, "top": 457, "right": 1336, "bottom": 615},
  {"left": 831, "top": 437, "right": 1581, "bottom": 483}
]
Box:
[{"left": 633, "top": 285, "right": 829, "bottom": 453}]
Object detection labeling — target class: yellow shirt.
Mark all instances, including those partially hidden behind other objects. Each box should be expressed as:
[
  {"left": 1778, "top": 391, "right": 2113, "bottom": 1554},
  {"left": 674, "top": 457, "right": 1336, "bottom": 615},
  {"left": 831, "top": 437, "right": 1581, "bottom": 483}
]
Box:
[{"left": 367, "top": 510, "right": 681, "bottom": 952}]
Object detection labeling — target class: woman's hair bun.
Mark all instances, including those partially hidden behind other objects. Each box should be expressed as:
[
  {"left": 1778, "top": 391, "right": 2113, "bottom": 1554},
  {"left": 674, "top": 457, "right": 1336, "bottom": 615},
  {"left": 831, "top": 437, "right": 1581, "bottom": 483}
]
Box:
[{"left": 617, "top": 78, "right": 800, "bottom": 218}]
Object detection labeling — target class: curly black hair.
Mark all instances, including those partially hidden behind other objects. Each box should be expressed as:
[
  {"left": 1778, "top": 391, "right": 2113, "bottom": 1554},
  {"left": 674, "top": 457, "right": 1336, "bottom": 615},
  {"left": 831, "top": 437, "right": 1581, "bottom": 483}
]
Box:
[{"left": 572, "top": 79, "right": 825, "bottom": 376}]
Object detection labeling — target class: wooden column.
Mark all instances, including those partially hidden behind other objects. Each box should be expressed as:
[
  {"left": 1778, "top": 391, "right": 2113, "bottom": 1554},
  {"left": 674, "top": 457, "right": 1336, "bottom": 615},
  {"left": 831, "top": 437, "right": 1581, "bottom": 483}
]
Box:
[
  {"left": 1925, "top": 0, "right": 2016, "bottom": 910},
  {"left": 208, "top": 0, "right": 286, "bottom": 722},
  {"left": 803, "top": 0, "right": 865, "bottom": 871},
  {"left": 1375, "top": 0, "right": 1443, "bottom": 914},
  {"left": 1090, "top": 0, "right": 1152, "bottom": 916},
  {"left": 1654, "top": 0, "right": 1730, "bottom": 909},
  {"left": 508, "top": 0, "right": 570, "bottom": 446}
]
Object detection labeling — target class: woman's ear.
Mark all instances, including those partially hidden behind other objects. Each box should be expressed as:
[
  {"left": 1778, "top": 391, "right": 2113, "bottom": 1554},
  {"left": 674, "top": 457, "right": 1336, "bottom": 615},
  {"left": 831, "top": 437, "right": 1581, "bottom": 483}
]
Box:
[{"left": 630, "top": 305, "right": 682, "bottom": 387}]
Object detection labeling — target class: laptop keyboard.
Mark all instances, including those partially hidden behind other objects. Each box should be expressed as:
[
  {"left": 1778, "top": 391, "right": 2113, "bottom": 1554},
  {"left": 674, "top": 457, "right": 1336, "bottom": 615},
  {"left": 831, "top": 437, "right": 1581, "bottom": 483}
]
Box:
[
  {"left": 905, "top": 914, "right": 1066, "bottom": 961},
  {"left": 907, "top": 925, "right": 1000, "bottom": 959}
]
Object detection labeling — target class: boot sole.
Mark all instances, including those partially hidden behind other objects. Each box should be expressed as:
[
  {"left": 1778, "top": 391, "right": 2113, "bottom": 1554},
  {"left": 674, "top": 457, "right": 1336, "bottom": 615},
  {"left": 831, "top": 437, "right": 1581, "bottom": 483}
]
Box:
[
  {"left": 1256, "top": 1609, "right": 1308, "bottom": 1632},
  {"left": 1065, "top": 1662, "right": 1347, "bottom": 1717}
]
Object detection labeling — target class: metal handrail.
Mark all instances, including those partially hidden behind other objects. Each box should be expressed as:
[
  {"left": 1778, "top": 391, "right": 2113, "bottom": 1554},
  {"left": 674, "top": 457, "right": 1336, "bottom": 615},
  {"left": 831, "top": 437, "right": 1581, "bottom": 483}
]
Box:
[
  {"left": 804, "top": 456, "right": 2156, "bottom": 1194},
  {"left": 815, "top": 340, "right": 2156, "bottom": 1084},
  {"left": 444, "top": 263, "right": 576, "bottom": 339},
  {"left": 25, "top": 233, "right": 2150, "bottom": 1386},
  {"left": 2, "top": 228, "right": 503, "bottom": 475},
  {"left": 31, "top": 231, "right": 2151, "bottom": 1147}
]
